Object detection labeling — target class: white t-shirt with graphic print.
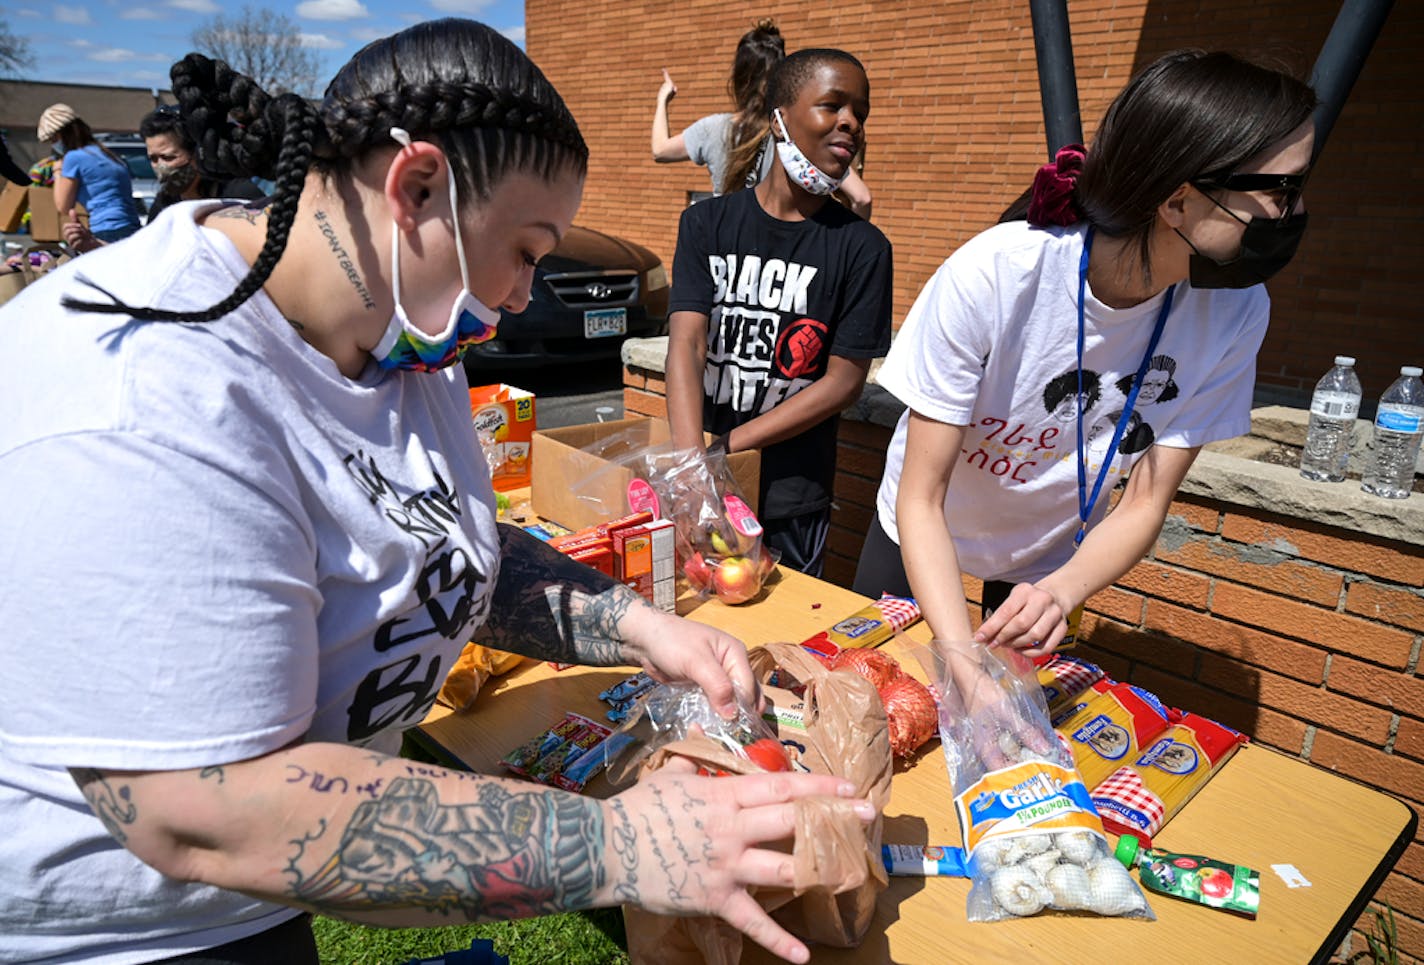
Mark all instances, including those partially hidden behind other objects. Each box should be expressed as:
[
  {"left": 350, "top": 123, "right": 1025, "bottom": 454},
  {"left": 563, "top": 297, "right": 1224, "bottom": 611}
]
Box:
[
  {"left": 875, "top": 220, "right": 1267, "bottom": 585},
  {"left": 0, "top": 202, "right": 501, "bottom": 963}
]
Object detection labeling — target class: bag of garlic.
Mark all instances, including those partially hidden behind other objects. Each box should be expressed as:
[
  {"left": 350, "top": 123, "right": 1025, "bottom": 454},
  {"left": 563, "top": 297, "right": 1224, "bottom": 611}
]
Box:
[{"left": 931, "top": 637, "right": 1154, "bottom": 922}]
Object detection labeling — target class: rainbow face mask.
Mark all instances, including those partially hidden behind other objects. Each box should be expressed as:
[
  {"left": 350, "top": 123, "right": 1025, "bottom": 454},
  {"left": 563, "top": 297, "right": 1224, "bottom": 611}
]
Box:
[{"left": 371, "top": 127, "right": 501, "bottom": 373}]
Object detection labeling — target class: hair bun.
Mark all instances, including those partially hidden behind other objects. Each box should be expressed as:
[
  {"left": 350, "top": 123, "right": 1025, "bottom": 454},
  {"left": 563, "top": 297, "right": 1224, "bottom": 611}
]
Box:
[
  {"left": 1027, "top": 143, "right": 1086, "bottom": 227},
  {"left": 752, "top": 17, "right": 779, "bottom": 34}
]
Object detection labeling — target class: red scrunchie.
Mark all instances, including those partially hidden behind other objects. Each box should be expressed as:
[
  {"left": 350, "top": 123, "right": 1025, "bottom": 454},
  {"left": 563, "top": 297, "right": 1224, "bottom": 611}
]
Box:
[{"left": 1027, "top": 143, "right": 1086, "bottom": 227}]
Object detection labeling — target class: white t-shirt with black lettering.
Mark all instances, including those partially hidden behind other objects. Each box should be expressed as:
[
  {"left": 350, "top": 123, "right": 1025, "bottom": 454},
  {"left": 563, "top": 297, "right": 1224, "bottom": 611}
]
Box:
[
  {"left": 0, "top": 202, "right": 501, "bottom": 963},
  {"left": 875, "top": 220, "right": 1266, "bottom": 584},
  {"left": 671, "top": 188, "right": 894, "bottom": 518}
]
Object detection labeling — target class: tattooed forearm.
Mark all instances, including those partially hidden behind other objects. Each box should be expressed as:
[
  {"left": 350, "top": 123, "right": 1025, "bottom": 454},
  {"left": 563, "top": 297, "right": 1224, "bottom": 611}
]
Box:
[
  {"left": 71, "top": 768, "right": 138, "bottom": 845},
  {"left": 284, "top": 777, "right": 605, "bottom": 920},
  {"left": 606, "top": 799, "right": 641, "bottom": 905},
  {"left": 314, "top": 209, "right": 376, "bottom": 310},
  {"left": 472, "top": 524, "right": 642, "bottom": 666}
]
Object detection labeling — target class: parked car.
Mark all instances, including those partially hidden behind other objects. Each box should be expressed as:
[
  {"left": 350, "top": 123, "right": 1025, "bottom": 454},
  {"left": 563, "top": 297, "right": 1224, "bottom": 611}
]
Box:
[
  {"left": 95, "top": 133, "right": 158, "bottom": 223},
  {"left": 461, "top": 224, "right": 669, "bottom": 371}
]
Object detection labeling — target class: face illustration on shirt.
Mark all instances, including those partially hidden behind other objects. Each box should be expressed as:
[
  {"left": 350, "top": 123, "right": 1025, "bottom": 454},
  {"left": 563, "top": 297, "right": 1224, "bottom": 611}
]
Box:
[
  {"left": 1115, "top": 354, "right": 1179, "bottom": 405},
  {"left": 1043, "top": 369, "right": 1102, "bottom": 424}
]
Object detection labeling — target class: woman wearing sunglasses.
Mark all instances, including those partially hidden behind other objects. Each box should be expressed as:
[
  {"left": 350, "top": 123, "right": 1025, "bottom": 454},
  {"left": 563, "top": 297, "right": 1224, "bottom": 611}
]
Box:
[{"left": 853, "top": 49, "right": 1315, "bottom": 654}]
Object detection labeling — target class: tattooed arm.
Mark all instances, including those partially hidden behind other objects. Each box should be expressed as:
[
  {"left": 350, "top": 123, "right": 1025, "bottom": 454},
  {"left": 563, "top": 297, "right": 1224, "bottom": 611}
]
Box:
[
  {"left": 71, "top": 745, "right": 870, "bottom": 961},
  {"left": 474, "top": 524, "right": 759, "bottom": 718}
]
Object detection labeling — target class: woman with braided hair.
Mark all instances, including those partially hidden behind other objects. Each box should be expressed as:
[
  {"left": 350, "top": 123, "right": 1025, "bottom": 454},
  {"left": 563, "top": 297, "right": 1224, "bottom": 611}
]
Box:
[
  {"left": 0, "top": 20, "right": 872, "bottom": 965},
  {"left": 853, "top": 50, "right": 1316, "bottom": 656}
]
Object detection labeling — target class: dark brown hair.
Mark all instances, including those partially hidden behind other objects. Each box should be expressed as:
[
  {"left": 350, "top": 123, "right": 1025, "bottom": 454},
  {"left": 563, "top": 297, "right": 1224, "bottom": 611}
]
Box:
[{"left": 720, "top": 17, "right": 785, "bottom": 195}]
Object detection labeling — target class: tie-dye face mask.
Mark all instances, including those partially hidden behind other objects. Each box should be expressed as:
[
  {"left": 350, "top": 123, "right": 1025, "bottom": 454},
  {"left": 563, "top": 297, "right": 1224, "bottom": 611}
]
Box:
[{"left": 370, "top": 127, "right": 501, "bottom": 373}]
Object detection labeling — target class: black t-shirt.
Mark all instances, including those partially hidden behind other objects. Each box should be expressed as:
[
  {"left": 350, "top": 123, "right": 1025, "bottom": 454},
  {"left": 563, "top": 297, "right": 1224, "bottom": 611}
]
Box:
[{"left": 670, "top": 189, "right": 894, "bottom": 519}]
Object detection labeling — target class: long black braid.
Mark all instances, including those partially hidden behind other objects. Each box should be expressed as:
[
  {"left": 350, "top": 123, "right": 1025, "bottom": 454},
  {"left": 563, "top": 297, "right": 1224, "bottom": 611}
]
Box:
[{"left": 62, "top": 19, "right": 587, "bottom": 325}]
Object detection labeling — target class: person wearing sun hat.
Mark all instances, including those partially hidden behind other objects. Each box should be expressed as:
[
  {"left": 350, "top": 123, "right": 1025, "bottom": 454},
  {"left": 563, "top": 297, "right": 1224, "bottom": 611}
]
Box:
[{"left": 36, "top": 101, "right": 140, "bottom": 245}]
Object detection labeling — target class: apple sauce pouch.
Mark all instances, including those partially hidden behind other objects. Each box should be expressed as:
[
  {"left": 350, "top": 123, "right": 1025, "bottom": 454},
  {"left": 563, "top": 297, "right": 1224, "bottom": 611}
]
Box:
[
  {"left": 723, "top": 494, "right": 762, "bottom": 539},
  {"left": 1115, "top": 836, "right": 1260, "bottom": 917}
]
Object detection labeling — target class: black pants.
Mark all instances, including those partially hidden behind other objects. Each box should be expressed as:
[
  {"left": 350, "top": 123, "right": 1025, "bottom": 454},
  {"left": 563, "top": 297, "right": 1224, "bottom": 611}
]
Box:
[
  {"left": 851, "top": 514, "right": 1011, "bottom": 618},
  {"left": 763, "top": 507, "right": 831, "bottom": 578},
  {"left": 151, "top": 914, "right": 318, "bottom": 965}
]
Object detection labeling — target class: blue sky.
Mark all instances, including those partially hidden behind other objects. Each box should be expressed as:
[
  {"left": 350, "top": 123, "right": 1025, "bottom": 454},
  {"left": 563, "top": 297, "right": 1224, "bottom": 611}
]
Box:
[{"left": 9, "top": 0, "right": 526, "bottom": 89}]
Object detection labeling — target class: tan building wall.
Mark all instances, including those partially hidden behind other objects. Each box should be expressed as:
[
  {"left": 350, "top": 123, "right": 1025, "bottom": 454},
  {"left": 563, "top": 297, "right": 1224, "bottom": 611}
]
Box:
[
  {"left": 0, "top": 79, "right": 175, "bottom": 170},
  {"left": 528, "top": 0, "right": 1421, "bottom": 406}
]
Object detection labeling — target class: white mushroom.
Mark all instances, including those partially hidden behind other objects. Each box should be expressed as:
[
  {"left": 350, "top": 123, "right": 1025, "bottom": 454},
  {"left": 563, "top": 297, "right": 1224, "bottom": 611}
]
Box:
[{"left": 990, "top": 865, "right": 1053, "bottom": 917}]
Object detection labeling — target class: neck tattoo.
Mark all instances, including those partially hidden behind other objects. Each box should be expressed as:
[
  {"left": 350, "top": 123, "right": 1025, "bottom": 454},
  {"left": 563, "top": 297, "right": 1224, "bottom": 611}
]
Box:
[{"left": 314, "top": 209, "right": 377, "bottom": 311}]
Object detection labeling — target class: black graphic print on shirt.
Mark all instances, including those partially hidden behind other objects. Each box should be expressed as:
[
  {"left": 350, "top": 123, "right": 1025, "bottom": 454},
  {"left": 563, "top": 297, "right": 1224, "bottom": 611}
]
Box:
[{"left": 342, "top": 450, "right": 492, "bottom": 744}]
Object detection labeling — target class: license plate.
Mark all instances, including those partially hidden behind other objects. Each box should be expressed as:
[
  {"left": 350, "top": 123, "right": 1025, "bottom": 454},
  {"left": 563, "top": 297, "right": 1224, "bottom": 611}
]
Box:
[{"left": 584, "top": 307, "right": 627, "bottom": 339}]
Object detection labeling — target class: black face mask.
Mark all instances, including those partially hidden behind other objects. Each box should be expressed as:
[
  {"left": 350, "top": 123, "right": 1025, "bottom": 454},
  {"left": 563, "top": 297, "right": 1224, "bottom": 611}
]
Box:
[{"left": 1176, "top": 191, "right": 1309, "bottom": 290}]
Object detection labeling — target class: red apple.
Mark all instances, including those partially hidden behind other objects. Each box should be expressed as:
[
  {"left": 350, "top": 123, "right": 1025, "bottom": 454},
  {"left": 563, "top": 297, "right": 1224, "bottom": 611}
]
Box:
[
  {"left": 1198, "top": 867, "right": 1234, "bottom": 900},
  {"left": 683, "top": 551, "right": 712, "bottom": 591},
  {"left": 712, "top": 555, "right": 761, "bottom": 604}
]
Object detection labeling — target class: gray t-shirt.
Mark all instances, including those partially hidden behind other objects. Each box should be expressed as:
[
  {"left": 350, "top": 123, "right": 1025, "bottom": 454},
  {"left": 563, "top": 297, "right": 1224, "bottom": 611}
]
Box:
[
  {"left": 0, "top": 201, "right": 501, "bottom": 962},
  {"left": 682, "top": 112, "right": 776, "bottom": 194}
]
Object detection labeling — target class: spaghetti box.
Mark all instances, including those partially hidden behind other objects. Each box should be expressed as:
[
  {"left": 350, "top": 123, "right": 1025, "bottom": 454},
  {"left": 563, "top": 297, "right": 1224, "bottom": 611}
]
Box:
[
  {"left": 645, "top": 518, "right": 677, "bottom": 612},
  {"left": 531, "top": 417, "right": 760, "bottom": 532},
  {"left": 469, "top": 384, "right": 536, "bottom": 492}
]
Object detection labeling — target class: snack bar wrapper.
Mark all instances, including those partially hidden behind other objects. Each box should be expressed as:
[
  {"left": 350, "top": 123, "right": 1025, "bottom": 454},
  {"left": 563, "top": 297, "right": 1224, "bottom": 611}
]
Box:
[{"left": 933, "top": 638, "right": 1153, "bottom": 922}]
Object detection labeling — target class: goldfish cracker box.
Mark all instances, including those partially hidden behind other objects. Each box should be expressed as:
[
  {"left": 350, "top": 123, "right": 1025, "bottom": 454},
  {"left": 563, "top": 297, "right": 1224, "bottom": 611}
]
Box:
[{"left": 469, "top": 384, "right": 536, "bottom": 492}]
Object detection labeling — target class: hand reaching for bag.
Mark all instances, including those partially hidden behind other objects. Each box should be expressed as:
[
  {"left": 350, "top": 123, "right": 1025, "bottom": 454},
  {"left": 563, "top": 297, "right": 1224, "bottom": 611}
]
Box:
[
  {"left": 602, "top": 765, "right": 875, "bottom": 963},
  {"left": 973, "top": 580, "right": 1073, "bottom": 656},
  {"left": 61, "top": 209, "right": 102, "bottom": 253}
]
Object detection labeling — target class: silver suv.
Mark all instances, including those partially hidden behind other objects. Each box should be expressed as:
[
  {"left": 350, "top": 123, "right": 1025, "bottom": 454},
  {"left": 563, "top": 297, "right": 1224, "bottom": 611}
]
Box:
[{"left": 95, "top": 133, "right": 158, "bottom": 224}]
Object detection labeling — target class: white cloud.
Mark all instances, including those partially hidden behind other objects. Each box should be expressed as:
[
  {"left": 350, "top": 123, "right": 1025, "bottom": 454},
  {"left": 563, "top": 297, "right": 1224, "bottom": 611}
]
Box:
[
  {"left": 70, "top": 38, "right": 94, "bottom": 48},
  {"left": 167, "top": 0, "right": 220, "bottom": 12},
  {"left": 296, "top": 0, "right": 368, "bottom": 20},
  {"left": 429, "top": 0, "right": 492, "bottom": 13},
  {"left": 127, "top": 70, "right": 167, "bottom": 82},
  {"left": 17, "top": 9, "right": 41, "bottom": 18},
  {"left": 121, "top": 7, "right": 163, "bottom": 18},
  {"left": 499, "top": 25, "right": 525, "bottom": 46},
  {"left": 299, "top": 32, "right": 345, "bottom": 50},
  {"left": 90, "top": 47, "right": 137, "bottom": 62},
  {"left": 55, "top": 7, "right": 93, "bottom": 24},
  {"left": 350, "top": 26, "right": 386, "bottom": 41}
]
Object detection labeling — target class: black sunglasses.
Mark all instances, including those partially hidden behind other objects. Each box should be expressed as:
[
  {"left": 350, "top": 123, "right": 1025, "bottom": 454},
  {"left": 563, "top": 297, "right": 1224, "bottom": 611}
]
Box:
[{"left": 1193, "top": 171, "right": 1308, "bottom": 224}]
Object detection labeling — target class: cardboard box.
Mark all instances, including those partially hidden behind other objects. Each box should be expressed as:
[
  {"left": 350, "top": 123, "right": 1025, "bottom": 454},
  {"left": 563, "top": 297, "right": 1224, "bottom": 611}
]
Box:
[
  {"left": 469, "top": 383, "right": 536, "bottom": 492},
  {"left": 531, "top": 417, "right": 761, "bottom": 533},
  {"left": 25, "top": 187, "right": 87, "bottom": 243},
  {"left": 0, "top": 182, "right": 27, "bottom": 233}
]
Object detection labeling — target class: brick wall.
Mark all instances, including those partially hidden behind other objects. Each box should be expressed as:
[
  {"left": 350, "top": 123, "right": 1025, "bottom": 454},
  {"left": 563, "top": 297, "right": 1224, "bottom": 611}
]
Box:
[
  {"left": 529, "top": 0, "right": 1420, "bottom": 405},
  {"left": 625, "top": 367, "right": 1424, "bottom": 960}
]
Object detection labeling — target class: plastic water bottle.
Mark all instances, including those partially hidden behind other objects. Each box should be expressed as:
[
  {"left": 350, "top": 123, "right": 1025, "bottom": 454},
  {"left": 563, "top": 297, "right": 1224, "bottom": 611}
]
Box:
[
  {"left": 1300, "top": 356, "right": 1363, "bottom": 482},
  {"left": 1361, "top": 366, "right": 1424, "bottom": 499}
]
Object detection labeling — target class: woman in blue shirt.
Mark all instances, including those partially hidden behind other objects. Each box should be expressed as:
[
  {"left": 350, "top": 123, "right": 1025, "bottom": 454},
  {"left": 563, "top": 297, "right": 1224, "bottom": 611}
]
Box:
[{"left": 36, "top": 103, "right": 141, "bottom": 244}]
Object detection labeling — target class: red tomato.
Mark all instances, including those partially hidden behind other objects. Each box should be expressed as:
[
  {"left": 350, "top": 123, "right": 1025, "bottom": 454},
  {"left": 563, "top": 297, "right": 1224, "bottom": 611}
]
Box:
[{"left": 743, "top": 738, "right": 791, "bottom": 772}]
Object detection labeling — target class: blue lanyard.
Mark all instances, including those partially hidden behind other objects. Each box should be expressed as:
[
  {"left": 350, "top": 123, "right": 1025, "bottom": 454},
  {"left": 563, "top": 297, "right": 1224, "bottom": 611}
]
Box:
[{"left": 1075, "top": 227, "right": 1175, "bottom": 546}]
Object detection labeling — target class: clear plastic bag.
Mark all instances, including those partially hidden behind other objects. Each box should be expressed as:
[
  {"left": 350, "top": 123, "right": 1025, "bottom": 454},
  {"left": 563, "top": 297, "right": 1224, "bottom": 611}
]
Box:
[
  {"left": 569, "top": 432, "right": 777, "bottom": 605},
  {"left": 931, "top": 638, "right": 1153, "bottom": 922},
  {"left": 605, "top": 682, "right": 791, "bottom": 779}
]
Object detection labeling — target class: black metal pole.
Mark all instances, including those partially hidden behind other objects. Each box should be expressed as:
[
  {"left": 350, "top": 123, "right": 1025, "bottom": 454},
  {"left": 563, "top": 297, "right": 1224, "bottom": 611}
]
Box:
[
  {"left": 1309, "top": 0, "right": 1395, "bottom": 161},
  {"left": 1028, "top": 0, "right": 1083, "bottom": 159}
]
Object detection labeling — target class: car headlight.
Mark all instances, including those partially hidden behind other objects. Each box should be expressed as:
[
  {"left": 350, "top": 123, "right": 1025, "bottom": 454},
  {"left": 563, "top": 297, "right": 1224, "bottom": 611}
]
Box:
[{"left": 645, "top": 263, "right": 668, "bottom": 291}]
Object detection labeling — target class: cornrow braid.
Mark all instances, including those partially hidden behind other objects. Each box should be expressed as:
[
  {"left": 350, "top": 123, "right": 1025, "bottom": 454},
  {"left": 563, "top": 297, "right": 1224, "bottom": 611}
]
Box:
[{"left": 62, "top": 57, "right": 320, "bottom": 322}]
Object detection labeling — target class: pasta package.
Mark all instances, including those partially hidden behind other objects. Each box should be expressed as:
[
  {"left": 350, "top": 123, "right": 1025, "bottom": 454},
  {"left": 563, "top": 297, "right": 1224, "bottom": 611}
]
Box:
[
  {"left": 1092, "top": 713, "right": 1247, "bottom": 839},
  {"left": 799, "top": 594, "right": 922, "bottom": 653},
  {"left": 1035, "top": 655, "right": 1107, "bottom": 717},
  {"left": 1055, "top": 682, "right": 1173, "bottom": 792}
]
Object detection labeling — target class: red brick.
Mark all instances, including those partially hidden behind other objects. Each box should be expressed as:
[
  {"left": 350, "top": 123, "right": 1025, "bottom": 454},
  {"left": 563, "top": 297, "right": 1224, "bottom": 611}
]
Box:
[
  {"left": 1396, "top": 840, "right": 1424, "bottom": 882},
  {"left": 1117, "top": 559, "right": 1212, "bottom": 609},
  {"left": 622, "top": 388, "right": 665, "bottom": 419},
  {"left": 1153, "top": 536, "right": 1344, "bottom": 607},
  {"left": 1399, "top": 719, "right": 1424, "bottom": 762},
  {"left": 1348, "top": 582, "right": 1424, "bottom": 634},
  {"left": 1212, "top": 582, "right": 1415, "bottom": 669},
  {"left": 1220, "top": 511, "right": 1424, "bottom": 587},
  {"left": 1125, "top": 664, "right": 1306, "bottom": 751},
  {"left": 1196, "top": 659, "right": 1393, "bottom": 743},
  {"left": 1165, "top": 497, "right": 1221, "bottom": 534},
  {"left": 1073, "top": 642, "right": 1131, "bottom": 684},
  {"left": 835, "top": 442, "right": 889, "bottom": 481},
  {"left": 1310, "top": 730, "right": 1424, "bottom": 808},
  {"left": 836, "top": 418, "right": 894, "bottom": 450},
  {"left": 644, "top": 373, "right": 667, "bottom": 397},
  {"left": 1142, "top": 599, "right": 1327, "bottom": 684},
  {"left": 622, "top": 369, "right": 646, "bottom": 390},
  {"left": 1330, "top": 658, "right": 1424, "bottom": 720},
  {"left": 1086, "top": 586, "right": 1144, "bottom": 626}
]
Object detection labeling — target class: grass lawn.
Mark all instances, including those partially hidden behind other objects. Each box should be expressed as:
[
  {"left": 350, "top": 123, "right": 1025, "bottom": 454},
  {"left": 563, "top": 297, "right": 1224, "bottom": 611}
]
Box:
[{"left": 312, "top": 908, "right": 630, "bottom": 964}]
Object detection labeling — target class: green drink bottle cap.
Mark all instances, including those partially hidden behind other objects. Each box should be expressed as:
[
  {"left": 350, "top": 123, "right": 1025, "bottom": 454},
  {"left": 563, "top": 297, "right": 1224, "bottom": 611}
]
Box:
[{"left": 1114, "top": 834, "right": 1141, "bottom": 868}]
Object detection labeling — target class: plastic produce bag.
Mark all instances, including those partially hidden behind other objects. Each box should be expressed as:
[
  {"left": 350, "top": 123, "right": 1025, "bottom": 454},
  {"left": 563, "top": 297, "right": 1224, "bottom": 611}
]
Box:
[
  {"left": 569, "top": 429, "right": 777, "bottom": 605},
  {"left": 615, "top": 642, "right": 893, "bottom": 963},
  {"left": 932, "top": 638, "right": 1153, "bottom": 922}
]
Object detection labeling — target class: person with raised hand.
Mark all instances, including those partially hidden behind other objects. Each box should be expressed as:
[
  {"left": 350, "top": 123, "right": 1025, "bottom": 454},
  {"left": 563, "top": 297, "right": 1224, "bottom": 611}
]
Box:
[
  {"left": 0, "top": 20, "right": 871, "bottom": 965},
  {"left": 853, "top": 50, "right": 1317, "bottom": 656}
]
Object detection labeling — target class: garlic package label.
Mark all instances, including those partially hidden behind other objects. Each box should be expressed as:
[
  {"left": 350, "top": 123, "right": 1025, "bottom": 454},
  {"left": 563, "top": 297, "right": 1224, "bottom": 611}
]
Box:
[{"left": 955, "top": 760, "right": 1102, "bottom": 853}]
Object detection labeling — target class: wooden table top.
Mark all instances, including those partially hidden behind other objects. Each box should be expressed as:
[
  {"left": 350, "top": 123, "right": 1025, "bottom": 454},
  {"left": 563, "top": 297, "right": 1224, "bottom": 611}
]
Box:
[{"left": 415, "top": 566, "right": 1415, "bottom": 964}]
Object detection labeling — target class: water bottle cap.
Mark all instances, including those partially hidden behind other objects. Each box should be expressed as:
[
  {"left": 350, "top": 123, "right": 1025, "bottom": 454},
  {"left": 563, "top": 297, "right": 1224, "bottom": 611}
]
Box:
[
  {"left": 1403, "top": 366, "right": 1423, "bottom": 378},
  {"left": 1334, "top": 356, "right": 1355, "bottom": 366}
]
